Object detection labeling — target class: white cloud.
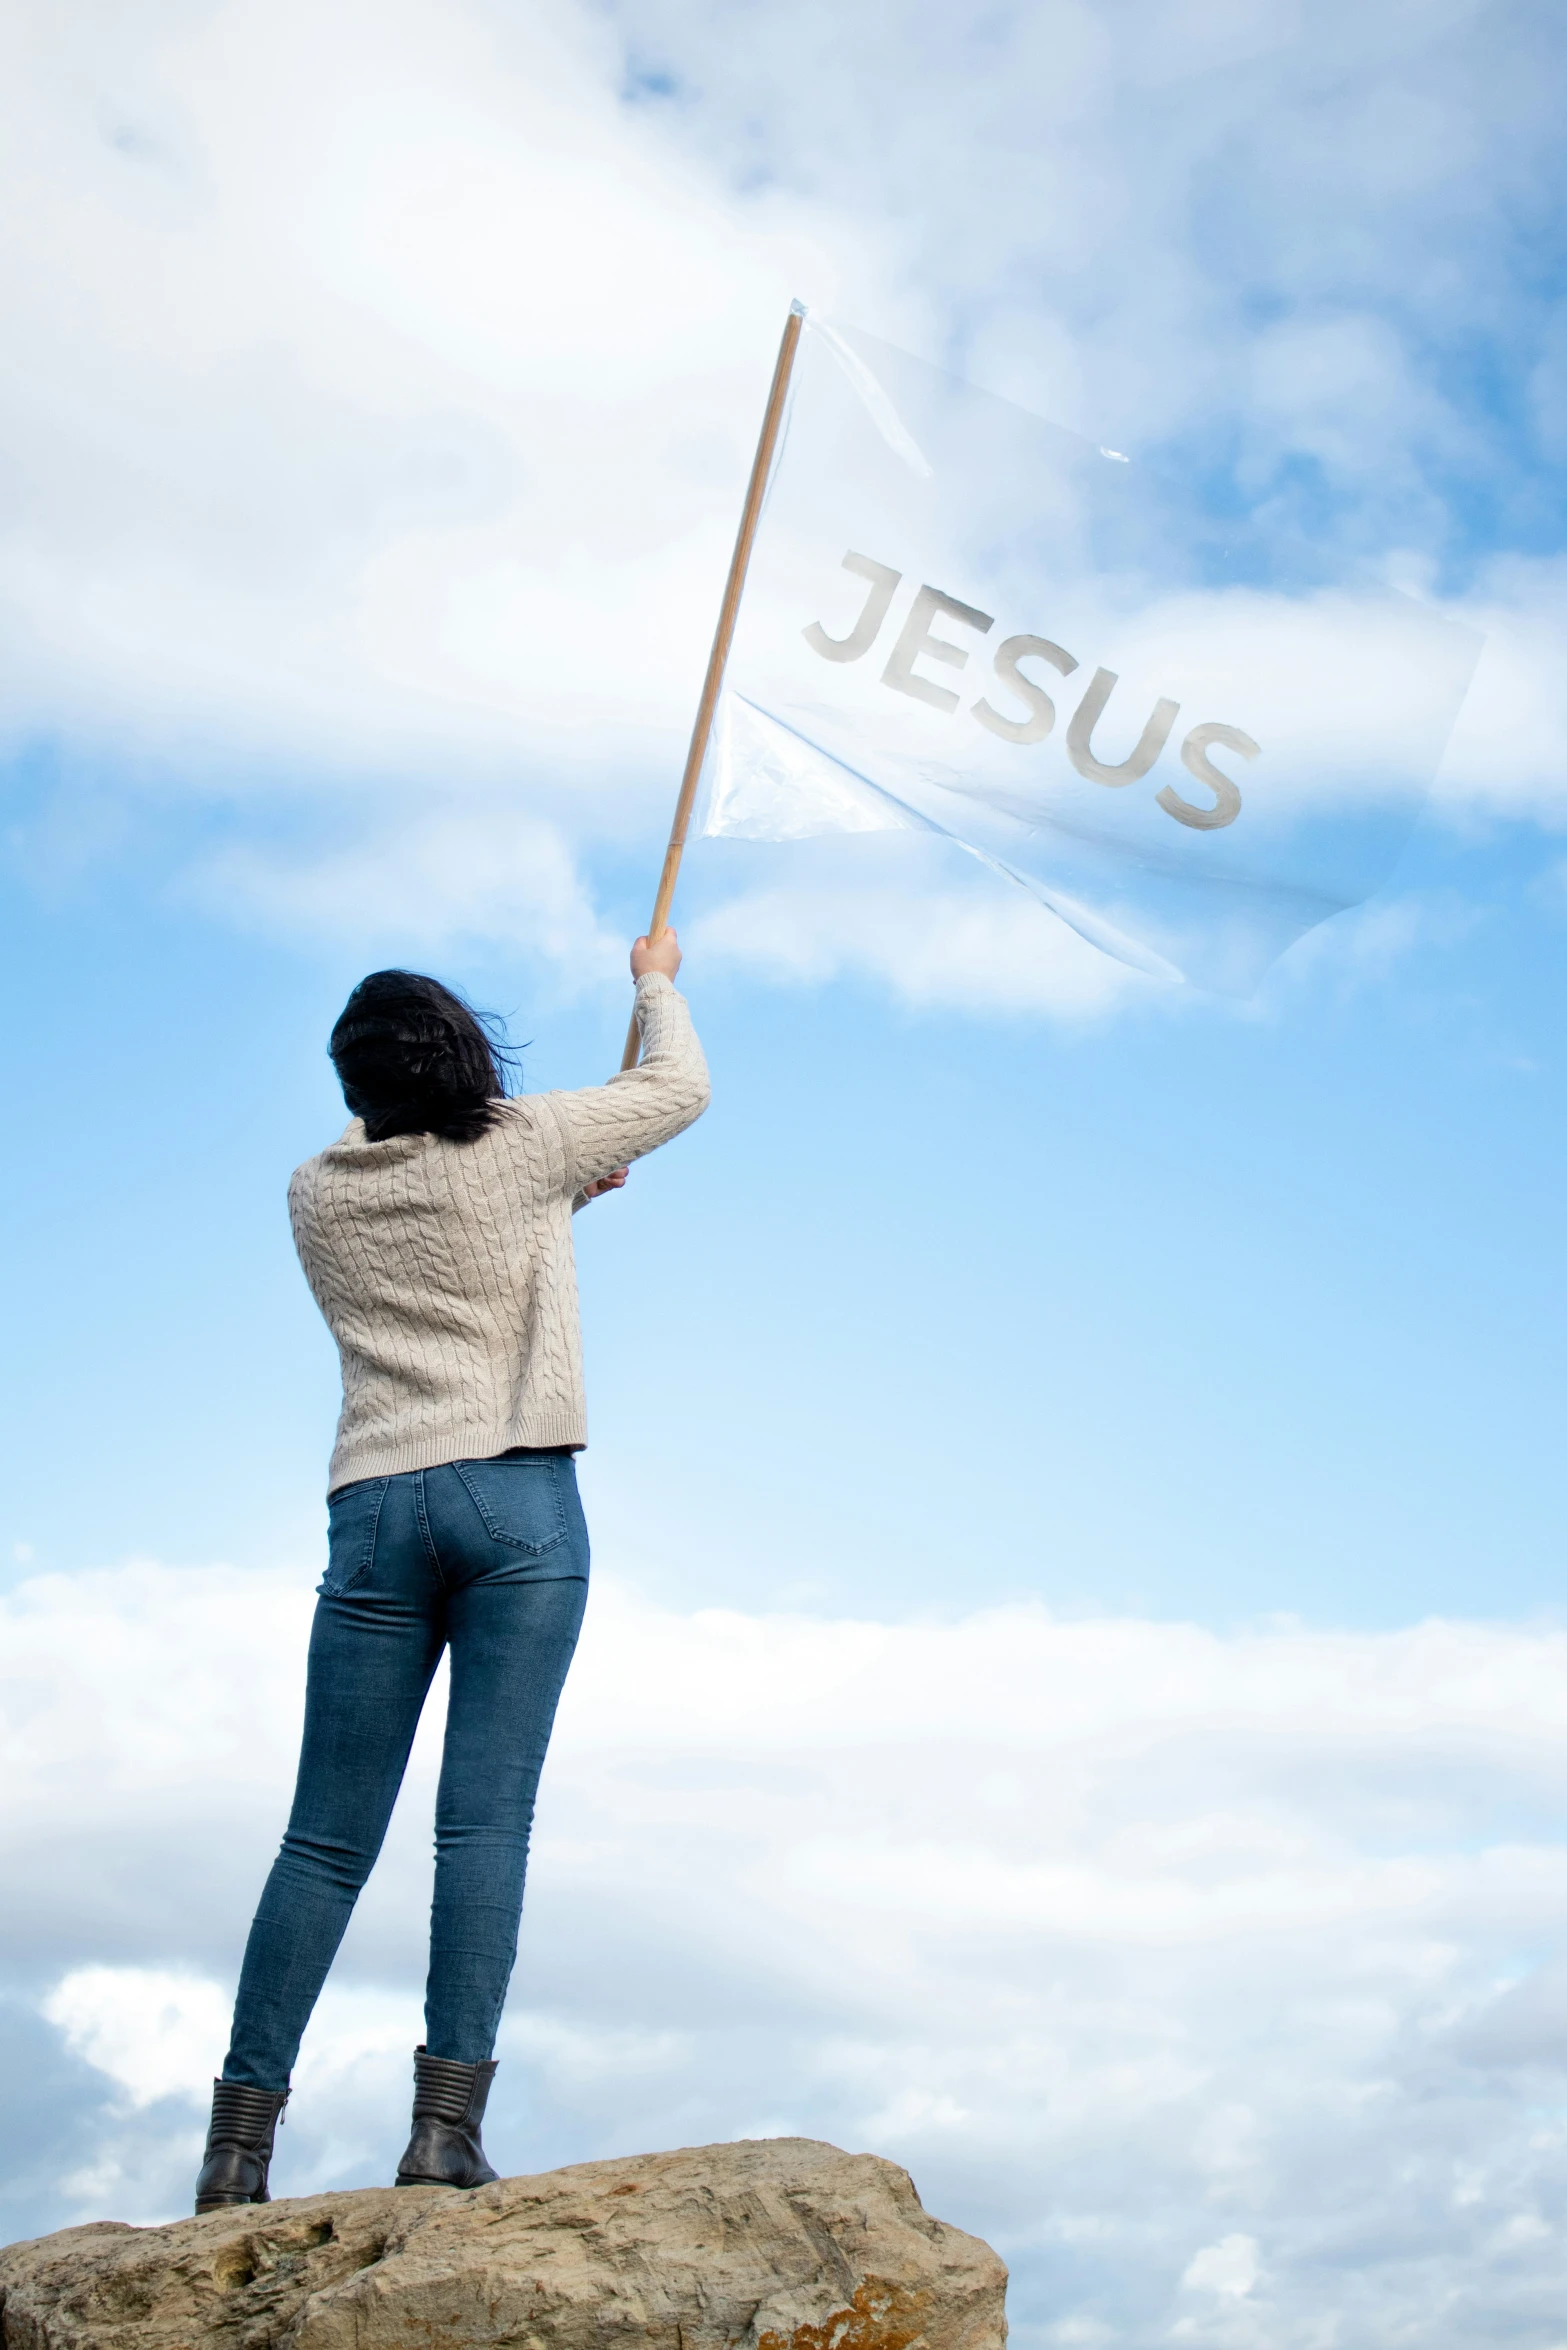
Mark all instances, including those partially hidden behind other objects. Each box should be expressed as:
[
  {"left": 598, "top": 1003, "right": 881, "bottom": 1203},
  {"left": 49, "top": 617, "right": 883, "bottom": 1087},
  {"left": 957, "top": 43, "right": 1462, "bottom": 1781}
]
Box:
[
  {"left": 0, "top": 0, "right": 864, "bottom": 785},
  {"left": 1433, "top": 557, "right": 1567, "bottom": 819},
  {"left": 599, "top": 0, "right": 1552, "bottom": 487},
  {"left": 10, "top": 1559, "right": 1567, "bottom": 2342},
  {"left": 1181, "top": 2234, "right": 1261, "bottom": 2299},
  {"left": 43, "top": 1968, "right": 230, "bottom": 2108}
]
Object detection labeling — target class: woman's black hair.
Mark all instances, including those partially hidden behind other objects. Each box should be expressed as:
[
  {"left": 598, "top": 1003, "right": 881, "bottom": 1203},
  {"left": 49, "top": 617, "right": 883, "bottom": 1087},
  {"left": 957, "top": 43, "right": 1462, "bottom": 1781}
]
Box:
[{"left": 329, "top": 970, "right": 516, "bottom": 1144}]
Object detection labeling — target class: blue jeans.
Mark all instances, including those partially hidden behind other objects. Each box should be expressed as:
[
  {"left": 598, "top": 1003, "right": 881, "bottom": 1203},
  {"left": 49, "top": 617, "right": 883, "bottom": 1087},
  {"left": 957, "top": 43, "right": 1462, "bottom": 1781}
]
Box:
[{"left": 223, "top": 1453, "right": 589, "bottom": 2092}]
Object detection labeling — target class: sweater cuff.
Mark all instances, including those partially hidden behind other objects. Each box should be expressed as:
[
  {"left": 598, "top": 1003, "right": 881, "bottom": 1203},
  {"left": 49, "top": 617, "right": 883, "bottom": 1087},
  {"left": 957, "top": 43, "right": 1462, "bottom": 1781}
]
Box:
[{"left": 635, "top": 971, "right": 675, "bottom": 998}]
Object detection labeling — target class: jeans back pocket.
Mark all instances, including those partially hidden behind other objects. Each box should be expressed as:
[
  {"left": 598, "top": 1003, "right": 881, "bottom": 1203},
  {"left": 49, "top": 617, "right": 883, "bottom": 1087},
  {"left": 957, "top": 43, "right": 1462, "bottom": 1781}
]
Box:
[
  {"left": 320, "top": 1476, "right": 390, "bottom": 1596},
  {"left": 453, "top": 1457, "right": 569, "bottom": 1555}
]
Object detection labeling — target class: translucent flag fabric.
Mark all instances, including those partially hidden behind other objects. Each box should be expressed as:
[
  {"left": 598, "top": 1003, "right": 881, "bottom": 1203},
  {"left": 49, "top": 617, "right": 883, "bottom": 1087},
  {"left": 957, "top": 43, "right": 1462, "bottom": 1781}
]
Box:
[{"left": 697, "top": 308, "right": 1483, "bottom": 993}]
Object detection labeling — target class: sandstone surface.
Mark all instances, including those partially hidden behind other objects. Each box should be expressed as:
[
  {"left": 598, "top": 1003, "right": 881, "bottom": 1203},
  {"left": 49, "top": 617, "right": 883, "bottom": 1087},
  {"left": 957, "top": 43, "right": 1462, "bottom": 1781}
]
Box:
[{"left": 0, "top": 2134, "right": 1006, "bottom": 2350}]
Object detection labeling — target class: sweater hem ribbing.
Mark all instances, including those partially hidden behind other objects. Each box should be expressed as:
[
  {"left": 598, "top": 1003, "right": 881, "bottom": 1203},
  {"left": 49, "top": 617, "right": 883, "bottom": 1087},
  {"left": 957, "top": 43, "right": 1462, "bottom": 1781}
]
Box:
[{"left": 327, "top": 1415, "right": 587, "bottom": 1495}]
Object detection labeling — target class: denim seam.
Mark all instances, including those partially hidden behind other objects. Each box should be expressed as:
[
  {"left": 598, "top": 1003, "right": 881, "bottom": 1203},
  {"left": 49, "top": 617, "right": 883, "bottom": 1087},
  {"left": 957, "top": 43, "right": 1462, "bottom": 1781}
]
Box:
[{"left": 412, "top": 1469, "right": 447, "bottom": 1589}]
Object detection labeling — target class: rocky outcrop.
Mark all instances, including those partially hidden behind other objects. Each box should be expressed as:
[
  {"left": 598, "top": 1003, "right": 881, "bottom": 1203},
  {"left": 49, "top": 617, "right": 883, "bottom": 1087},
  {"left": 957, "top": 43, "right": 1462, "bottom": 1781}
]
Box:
[{"left": 0, "top": 2135, "right": 1007, "bottom": 2350}]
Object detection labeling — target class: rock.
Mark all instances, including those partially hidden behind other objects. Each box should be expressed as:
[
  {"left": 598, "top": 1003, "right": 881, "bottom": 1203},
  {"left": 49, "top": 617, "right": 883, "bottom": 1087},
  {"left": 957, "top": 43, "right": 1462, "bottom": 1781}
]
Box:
[{"left": 0, "top": 2136, "right": 1007, "bottom": 2350}]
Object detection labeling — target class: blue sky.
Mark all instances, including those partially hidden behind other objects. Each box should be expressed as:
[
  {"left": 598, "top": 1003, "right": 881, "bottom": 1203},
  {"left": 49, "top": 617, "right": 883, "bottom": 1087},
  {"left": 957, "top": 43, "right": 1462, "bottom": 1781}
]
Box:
[
  {"left": 8, "top": 806, "right": 1565, "bottom": 1628},
  {"left": 4, "top": 2, "right": 1567, "bottom": 2343}
]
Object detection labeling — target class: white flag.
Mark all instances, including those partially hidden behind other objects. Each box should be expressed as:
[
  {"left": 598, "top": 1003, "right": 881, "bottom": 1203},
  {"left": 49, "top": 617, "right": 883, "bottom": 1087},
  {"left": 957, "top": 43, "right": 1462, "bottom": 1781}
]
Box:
[{"left": 697, "top": 307, "right": 1482, "bottom": 994}]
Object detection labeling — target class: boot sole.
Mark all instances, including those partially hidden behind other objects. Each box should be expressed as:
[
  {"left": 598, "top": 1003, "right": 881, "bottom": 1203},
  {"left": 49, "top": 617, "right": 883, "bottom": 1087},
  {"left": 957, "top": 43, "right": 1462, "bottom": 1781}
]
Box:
[{"left": 394, "top": 2175, "right": 495, "bottom": 2189}]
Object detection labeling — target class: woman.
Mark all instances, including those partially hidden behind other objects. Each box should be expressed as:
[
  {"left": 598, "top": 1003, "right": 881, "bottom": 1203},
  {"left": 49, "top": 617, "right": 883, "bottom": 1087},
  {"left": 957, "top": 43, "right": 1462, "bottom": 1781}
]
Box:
[{"left": 194, "top": 928, "right": 708, "bottom": 2211}]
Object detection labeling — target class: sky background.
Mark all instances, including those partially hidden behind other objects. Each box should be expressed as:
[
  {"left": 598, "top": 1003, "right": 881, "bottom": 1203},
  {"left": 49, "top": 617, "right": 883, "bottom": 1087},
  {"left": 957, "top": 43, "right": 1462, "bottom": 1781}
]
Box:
[{"left": 3, "top": 1, "right": 1567, "bottom": 2344}]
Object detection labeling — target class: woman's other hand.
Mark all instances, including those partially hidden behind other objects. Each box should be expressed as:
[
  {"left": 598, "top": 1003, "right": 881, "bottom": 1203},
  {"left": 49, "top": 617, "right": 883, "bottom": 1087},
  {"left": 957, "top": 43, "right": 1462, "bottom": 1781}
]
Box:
[
  {"left": 630, "top": 928, "right": 682, "bottom": 982},
  {"left": 580, "top": 1167, "right": 629, "bottom": 1202}
]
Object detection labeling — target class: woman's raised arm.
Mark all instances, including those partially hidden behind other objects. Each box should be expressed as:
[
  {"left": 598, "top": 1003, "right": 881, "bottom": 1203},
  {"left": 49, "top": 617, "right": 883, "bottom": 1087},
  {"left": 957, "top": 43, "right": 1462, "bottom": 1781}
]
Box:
[{"left": 550, "top": 929, "right": 711, "bottom": 1197}]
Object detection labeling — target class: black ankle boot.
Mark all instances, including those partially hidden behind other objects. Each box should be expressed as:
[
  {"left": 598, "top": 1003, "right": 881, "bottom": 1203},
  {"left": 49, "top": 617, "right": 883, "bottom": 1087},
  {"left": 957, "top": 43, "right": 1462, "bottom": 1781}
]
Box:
[
  {"left": 395, "top": 2046, "right": 500, "bottom": 2188},
  {"left": 194, "top": 2080, "right": 289, "bottom": 2213}
]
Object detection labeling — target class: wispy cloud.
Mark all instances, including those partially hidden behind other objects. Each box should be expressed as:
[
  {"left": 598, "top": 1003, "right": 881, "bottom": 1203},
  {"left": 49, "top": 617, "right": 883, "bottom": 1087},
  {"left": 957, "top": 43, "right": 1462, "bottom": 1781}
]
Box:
[{"left": 688, "top": 841, "right": 1153, "bottom": 1016}]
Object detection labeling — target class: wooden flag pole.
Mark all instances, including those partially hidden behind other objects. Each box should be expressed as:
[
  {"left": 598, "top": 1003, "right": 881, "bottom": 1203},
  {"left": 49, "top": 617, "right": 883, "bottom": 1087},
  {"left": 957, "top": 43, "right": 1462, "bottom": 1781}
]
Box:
[{"left": 621, "top": 301, "right": 805, "bottom": 1070}]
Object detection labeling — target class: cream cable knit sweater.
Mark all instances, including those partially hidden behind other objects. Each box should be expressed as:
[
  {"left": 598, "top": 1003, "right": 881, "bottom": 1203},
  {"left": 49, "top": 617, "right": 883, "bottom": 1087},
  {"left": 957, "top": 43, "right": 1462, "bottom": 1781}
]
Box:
[{"left": 289, "top": 973, "right": 710, "bottom": 1493}]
